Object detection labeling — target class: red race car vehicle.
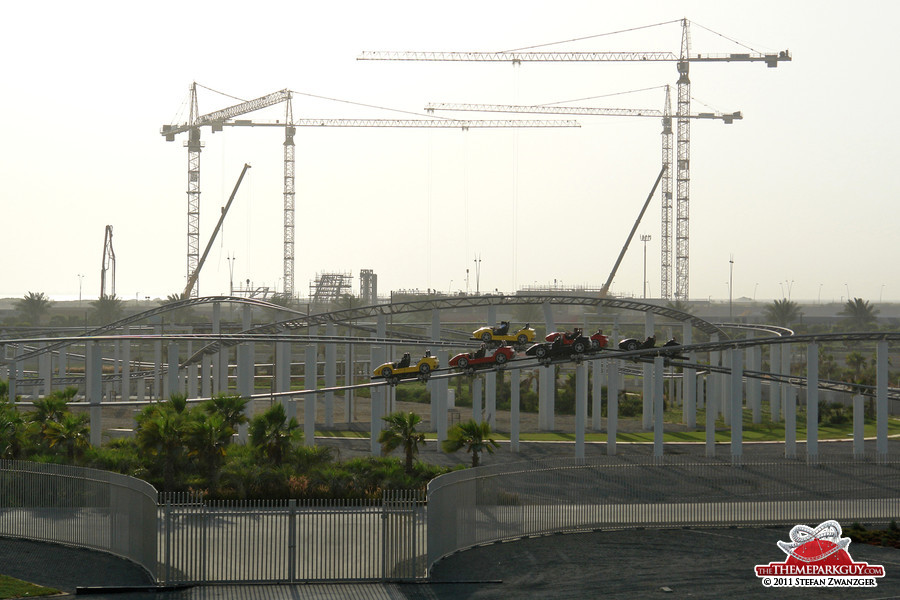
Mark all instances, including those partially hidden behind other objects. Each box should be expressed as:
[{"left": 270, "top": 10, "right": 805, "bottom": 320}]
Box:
[
  {"left": 449, "top": 344, "right": 515, "bottom": 372},
  {"left": 545, "top": 328, "right": 609, "bottom": 352}
]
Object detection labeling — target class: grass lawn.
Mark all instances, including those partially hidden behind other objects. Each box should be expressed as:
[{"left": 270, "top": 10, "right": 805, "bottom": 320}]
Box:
[
  {"left": 317, "top": 415, "right": 900, "bottom": 444},
  {"left": 0, "top": 575, "right": 59, "bottom": 599}
]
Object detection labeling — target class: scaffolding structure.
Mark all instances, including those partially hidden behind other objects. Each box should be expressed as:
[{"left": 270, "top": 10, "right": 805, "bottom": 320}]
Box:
[
  {"left": 360, "top": 269, "right": 377, "bottom": 306},
  {"left": 310, "top": 272, "right": 353, "bottom": 307}
]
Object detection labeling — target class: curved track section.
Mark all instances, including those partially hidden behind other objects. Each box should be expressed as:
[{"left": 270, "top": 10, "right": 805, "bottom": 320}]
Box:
[
  {"left": 181, "top": 294, "right": 729, "bottom": 367},
  {"left": 10, "top": 296, "right": 303, "bottom": 363}
]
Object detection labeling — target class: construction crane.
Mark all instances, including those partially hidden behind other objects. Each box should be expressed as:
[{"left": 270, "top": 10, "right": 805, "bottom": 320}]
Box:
[
  {"left": 423, "top": 92, "right": 742, "bottom": 298},
  {"left": 100, "top": 225, "right": 115, "bottom": 299},
  {"left": 162, "top": 84, "right": 579, "bottom": 298},
  {"left": 161, "top": 84, "right": 290, "bottom": 298},
  {"left": 359, "top": 17, "right": 791, "bottom": 300},
  {"left": 181, "top": 163, "right": 251, "bottom": 299}
]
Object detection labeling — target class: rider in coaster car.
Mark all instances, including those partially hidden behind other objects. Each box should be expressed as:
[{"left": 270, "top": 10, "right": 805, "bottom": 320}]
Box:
[
  {"left": 493, "top": 321, "right": 510, "bottom": 336},
  {"left": 474, "top": 343, "right": 486, "bottom": 359},
  {"left": 397, "top": 353, "right": 411, "bottom": 368}
]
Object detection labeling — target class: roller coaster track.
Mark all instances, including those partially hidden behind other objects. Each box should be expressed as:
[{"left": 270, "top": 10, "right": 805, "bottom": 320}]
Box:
[{"left": 177, "top": 294, "right": 728, "bottom": 367}]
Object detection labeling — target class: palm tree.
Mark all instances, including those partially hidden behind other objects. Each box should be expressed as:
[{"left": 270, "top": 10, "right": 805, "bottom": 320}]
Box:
[
  {"left": 840, "top": 298, "right": 879, "bottom": 330},
  {"left": 0, "top": 401, "right": 25, "bottom": 459},
  {"left": 441, "top": 419, "right": 499, "bottom": 468},
  {"left": 44, "top": 413, "right": 90, "bottom": 461},
  {"left": 763, "top": 299, "right": 802, "bottom": 327},
  {"left": 203, "top": 394, "right": 250, "bottom": 437},
  {"left": 16, "top": 291, "right": 52, "bottom": 325},
  {"left": 90, "top": 294, "right": 124, "bottom": 325},
  {"left": 845, "top": 351, "right": 868, "bottom": 380},
  {"left": 185, "top": 412, "right": 234, "bottom": 486},
  {"left": 378, "top": 411, "right": 426, "bottom": 474},
  {"left": 249, "top": 403, "right": 300, "bottom": 466},
  {"left": 135, "top": 398, "right": 189, "bottom": 489}
]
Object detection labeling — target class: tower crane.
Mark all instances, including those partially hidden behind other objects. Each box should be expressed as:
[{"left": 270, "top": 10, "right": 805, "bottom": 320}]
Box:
[
  {"left": 423, "top": 92, "right": 742, "bottom": 299},
  {"left": 162, "top": 84, "right": 579, "bottom": 298},
  {"left": 100, "top": 225, "right": 115, "bottom": 299},
  {"left": 359, "top": 18, "right": 791, "bottom": 300}
]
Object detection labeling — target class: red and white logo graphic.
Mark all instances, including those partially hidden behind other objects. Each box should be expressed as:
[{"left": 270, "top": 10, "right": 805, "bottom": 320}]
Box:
[{"left": 755, "top": 520, "right": 885, "bottom": 588}]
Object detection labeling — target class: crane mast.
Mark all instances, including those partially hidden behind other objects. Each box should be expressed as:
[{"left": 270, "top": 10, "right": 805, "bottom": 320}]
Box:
[
  {"left": 425, "top": 94, "right": 740, "bottom": 299},
  {"left": 163, "top": 85, "right": 579, "bottom": 299},
  {"left": 676, "top": 19, "right": 692, "bottom": 300},
  {"left": 360, "top": 18, "right": 790, "bottom": 300}
]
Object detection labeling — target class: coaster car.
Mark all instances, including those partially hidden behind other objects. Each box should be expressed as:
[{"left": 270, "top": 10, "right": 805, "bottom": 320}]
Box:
[
  {"left": 618, "top": 335, "right": 657, "bottom": 352},
  {"left": 546, "top": 328, "right": 609, "bottom": 351},
  {"left": 372, "top": 351, "right": 439, "bottom": 383},
  {"left": 471, "top": 321, "right": 535, "bottom": 345},
  {"left": 526, "top": 330, "right": 592, "bottom": 360},
  {"left": 449, "top": 344, "right": 515, "bottom": 372}
]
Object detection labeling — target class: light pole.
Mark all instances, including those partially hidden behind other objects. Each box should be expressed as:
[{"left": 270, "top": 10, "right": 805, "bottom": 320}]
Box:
[
  {"left": 227, "top": 254, "right": 236, "bottom": 296},
  {"left": 845, "top": 283, "right": 851, "bottom": 301},
  {"left": 474, "top": 254, "right": 482, "bottom": 295},
  {"left": 753, "top": 282, "right": 759, "bottom": 301},
  {"left": 818, "top": 283, "right": 823, "bottom": 304},
  {"left": 77, "top": 274, "right": 84, "bottom": 304},
  {"left": 728, "top": 254, "right": 734, "bottom": 320},
  {"left": 640, "top": 234, "right": 651, "bottom": 299}
]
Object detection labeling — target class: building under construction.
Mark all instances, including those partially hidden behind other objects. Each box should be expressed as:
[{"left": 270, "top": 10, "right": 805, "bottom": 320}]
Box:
[{"left": 309, "top": 272, "right": 353, "bottom": 307}]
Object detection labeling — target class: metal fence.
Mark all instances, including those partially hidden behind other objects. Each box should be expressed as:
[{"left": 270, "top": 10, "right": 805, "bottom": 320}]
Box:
[
  {"left": 425, "top": 454, "right": 900, "bottom": 572},
  {"left": 0, "top": 460, "right": 158, "bottom": 577},
  {"left": 158, "top": 490, "right": 426, "bottom": 584}
]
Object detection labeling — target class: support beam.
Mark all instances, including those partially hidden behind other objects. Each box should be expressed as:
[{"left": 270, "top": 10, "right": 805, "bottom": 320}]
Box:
[
  {"left": 806, "top": 342, "right": 818, "bottom": 463},
  {"left": 730, "top": 348, "right": 743, "bottom": 463},
  {"left": 304, "top": 344, "right": 317, "bottom": 446}
]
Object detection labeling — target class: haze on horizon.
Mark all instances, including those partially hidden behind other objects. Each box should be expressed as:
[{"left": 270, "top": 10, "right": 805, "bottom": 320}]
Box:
[{"left": 2, "top": 1, "right": 897, "bottom": 304}]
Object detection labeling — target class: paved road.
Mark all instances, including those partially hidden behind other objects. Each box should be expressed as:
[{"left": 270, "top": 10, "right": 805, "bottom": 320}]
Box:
[{"left": 4, "top": 526, "right": 900, "bottom": 600}]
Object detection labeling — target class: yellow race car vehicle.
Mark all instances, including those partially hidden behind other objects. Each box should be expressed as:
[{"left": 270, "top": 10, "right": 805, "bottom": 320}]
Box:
[
  {"left": 471, "top": 321, "right": 535, "bottom": 345},
  {"left": 372, "top": 351, "right": 439, "bottom": 384}
]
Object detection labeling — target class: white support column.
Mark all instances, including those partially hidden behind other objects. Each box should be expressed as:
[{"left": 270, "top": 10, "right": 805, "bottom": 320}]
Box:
[
  {"left": 153, "top": 322, "right": 162, "bottom": 400},
  {"left": 487, "top": 305, "right": 497, "bottom": 328},
  {"left": 705, "top": 341, "right": 716, "bottom": 457},
  {"left": 730, "top": 348, "right": 743, "bottom": 463},
  {"left": 211, "top": 302, "right": 223, "bottom": 395},
  {"left": 591, "top": 358, "right": 603, "bottom": 430},
  {"left": 435, "top": 350, "right": 448, "bottom": 442},
  {"left": 781, "top": 343, "right": 791, "bottom": 421},
  {"left": 539, "top": 364, "right": 555, "bottom": 431},
  {"left": 187, "top": 341, "right": 198, "bottom": 399},
  {"left": 806, "top": 342, "right": 818, "bottom": 463},
  {"left": 683, "top": 323, "right": 695, "bottom": 428},
  {"left": 276, "top": 341, "right": 293, "bottom": 418},
  {"left": 121, "top": 332, "right": 131, "bottom": 401},
  {"left": 485, "top": 371, "right": 496, "bottom": 429},
  {"left": 370, "top": 345, "right": 386, "bottom": 455},
  {"left": 653, "top": 356, "right": 664, "bottom": 458},
  {"left": 784, "top": 388, "right": 797, "bottom": 460},
  {"left": 782, "top": 343, "right": 795, "bottom": 458},
  {"left": 86, "top": 342, "right": 103, "bottom": 447},
  {"left": 642, "top": 312, "right": 655, "bottom": 430},
  {"left": 472, "top": 376, "right": 482, "bottom": 424},
  {"left": 721, "top": 350, "right": 731, "bottom": 424},
  {"left": 575, "top": 362, "right": 587, "bottom": 461},
  {"left": 325, "top": 323, "right": 336, "bottom": 429},
  {"left": 770, "top": 345, "right": 781, "bottom": 422},
  {"left": 58, "top": 346, "right": 67, "bottom": 380},
  {"left": 607, "top": 359, "right": 619, "bottom": 456},
  {"left": 431, "top": 310, "right": 441, "bottom": 429},
  {"left": 749, "top": 345, "right": 761, "bottom": 424},
  {"left": 542, "top": 301, "right": 555, "bottom": 334},
  {"left": 201, "top": 354, "right": 212, "bottom": 399},
  {"left": 167, "top": 342, "right": 180, "bottom": 398},
  {"left": 39, "top": 344, "right": 51, "bottom": 398},
  {"left": 304, "top": 344, "right": 317, "bottom": 447},
  {"left": 853, "top": 394, "right": 865, "bottom": 459},
  {"left": 345, "top": 342, "right": 354, "bottom": 426},
  {"left": 510, "top": 368, "right": 520, "bottom": 453},
  {"left": 877, "top": 339, "right": 889, "bottom": 457}
]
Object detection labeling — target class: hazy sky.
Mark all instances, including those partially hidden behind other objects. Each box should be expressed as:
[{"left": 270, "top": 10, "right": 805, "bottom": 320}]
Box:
[{"left": 2, "top": 1, "right": 897, "bottom": 304}]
